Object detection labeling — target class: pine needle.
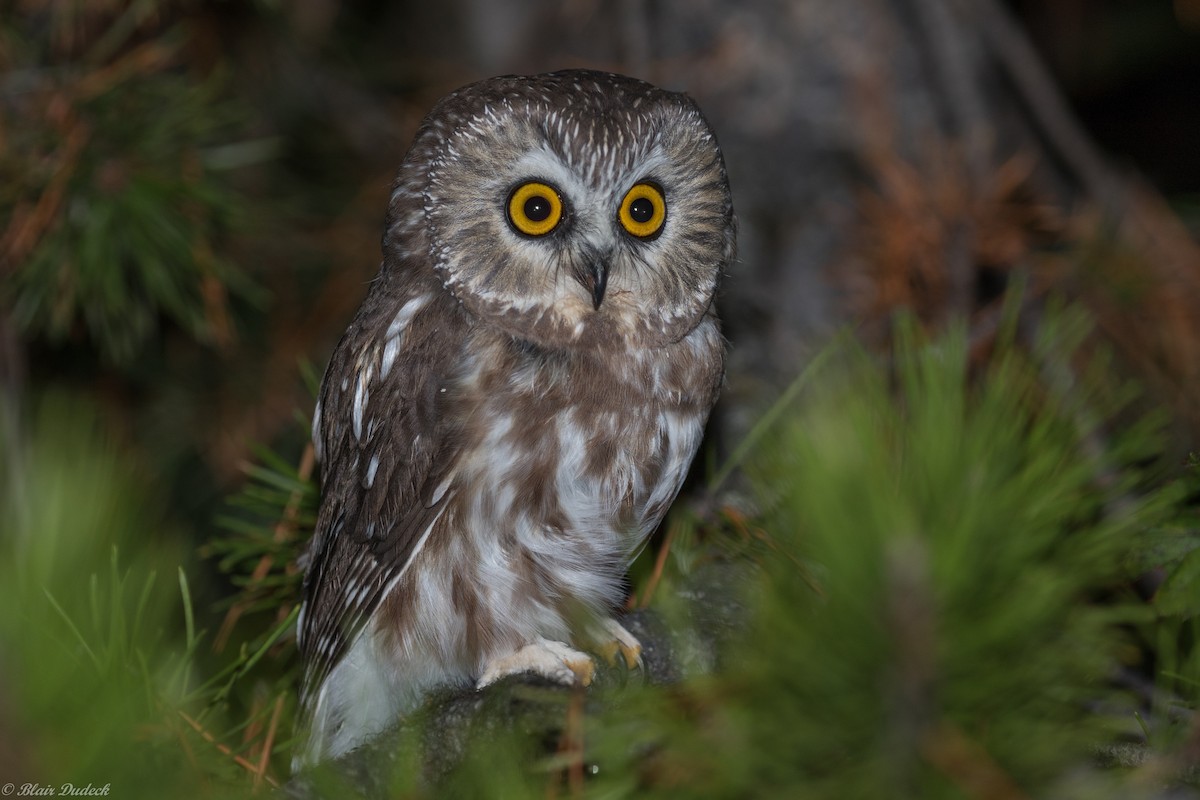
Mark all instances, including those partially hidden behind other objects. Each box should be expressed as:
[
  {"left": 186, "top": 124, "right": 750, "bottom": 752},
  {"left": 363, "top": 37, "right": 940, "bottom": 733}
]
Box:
[
  {"left": 178, "top": 710, "right": 279, "bottom": 789},
  {"left": 253, "top": 695, "right": 286, "bottom": 791},
  {"left": 43, "top": 587, "right": 102, "bottom": 671},
  {"left": 708, "top": 340, "right": 840, "bottom": 494},
  {"left": 214, "top": 442, "right": 314, "bottom": 652},
  {"left": 922, "top": 720, "right": 1031, "bottom": 800},
  {"left": 637, "top": 519, "right": 680, "bottom": 609}
]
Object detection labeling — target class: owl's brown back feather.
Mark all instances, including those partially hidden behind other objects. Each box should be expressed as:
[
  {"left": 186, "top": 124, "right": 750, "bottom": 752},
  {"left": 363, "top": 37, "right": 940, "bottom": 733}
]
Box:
[{"left": 299, "top": 270, "right": 468, "bottom": 707}]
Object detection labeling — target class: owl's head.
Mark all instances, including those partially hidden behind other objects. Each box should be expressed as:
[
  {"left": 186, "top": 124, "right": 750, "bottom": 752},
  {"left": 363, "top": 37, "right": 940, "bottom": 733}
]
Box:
[{"left": 384, "top": 70, "right": 734, "bottom": 349}]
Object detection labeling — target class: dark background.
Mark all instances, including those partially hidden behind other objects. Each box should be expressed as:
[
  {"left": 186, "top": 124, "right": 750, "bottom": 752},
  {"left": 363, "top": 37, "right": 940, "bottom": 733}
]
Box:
[{"left": 3, "top": 0, "right": 1199, "bottom": 608}]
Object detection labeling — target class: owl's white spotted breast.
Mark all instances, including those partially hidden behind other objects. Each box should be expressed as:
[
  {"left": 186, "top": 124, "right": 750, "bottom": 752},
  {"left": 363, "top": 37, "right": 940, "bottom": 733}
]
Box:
[
  {"left": 375, "top": 314, "right": 722, "bottom": 659},
  {"left": 302, "top": 310, "right": 721, "bottom": 764}
]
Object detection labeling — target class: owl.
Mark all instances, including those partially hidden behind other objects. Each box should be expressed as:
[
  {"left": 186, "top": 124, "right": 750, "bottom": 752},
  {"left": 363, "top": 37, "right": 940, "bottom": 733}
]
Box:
[{"left": 295, "top": 69, "right": 734, "bottom": 767}]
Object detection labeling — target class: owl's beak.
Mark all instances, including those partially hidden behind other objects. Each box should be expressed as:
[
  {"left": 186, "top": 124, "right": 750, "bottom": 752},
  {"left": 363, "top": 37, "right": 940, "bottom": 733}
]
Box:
[{"left": 588, "top": 261, "right": 609, "bottom": 310}]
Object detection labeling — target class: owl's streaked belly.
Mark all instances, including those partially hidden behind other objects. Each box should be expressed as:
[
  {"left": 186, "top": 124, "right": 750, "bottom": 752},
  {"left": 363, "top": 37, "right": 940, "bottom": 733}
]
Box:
[
  {"left": 307, "top": 317, "right": 721, "bottom": 763},
  {"left": 375, "top": 326, "right": 712, "bottom": 673}
]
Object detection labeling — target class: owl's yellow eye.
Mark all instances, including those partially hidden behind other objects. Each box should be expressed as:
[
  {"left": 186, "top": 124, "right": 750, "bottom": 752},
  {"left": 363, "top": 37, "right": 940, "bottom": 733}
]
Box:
[
  {"left": 507, "top": 182, "right": 564, "bottom": 237},
  {"left": 618, "top": 182, "right": 666, "bottom": 239}
]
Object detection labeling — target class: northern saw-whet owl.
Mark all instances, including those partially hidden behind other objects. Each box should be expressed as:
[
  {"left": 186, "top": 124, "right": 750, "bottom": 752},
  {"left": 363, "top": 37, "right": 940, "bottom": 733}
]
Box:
[{"left": 296, "top": 69, "right": 734, "bottom": 767}]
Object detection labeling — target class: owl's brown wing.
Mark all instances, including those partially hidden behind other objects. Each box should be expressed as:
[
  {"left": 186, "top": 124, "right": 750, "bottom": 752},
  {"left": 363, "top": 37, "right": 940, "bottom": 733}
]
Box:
[{"left": 298, "top": 283, "right": 468, "bottom": 709}]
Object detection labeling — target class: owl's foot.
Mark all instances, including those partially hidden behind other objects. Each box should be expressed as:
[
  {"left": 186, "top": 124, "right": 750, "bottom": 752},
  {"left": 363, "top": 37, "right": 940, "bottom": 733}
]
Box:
[
  {"left": 590, "top": 617, "right": 643, "bottom": 670},
  {"left": 477, "top": 638, "right": 595, "bottom": 690}
]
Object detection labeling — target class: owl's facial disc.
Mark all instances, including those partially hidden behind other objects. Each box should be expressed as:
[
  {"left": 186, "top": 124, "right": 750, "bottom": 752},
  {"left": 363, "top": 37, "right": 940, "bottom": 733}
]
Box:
[{"left": 413, "top": 74, "right": 733, "bottom": 348}]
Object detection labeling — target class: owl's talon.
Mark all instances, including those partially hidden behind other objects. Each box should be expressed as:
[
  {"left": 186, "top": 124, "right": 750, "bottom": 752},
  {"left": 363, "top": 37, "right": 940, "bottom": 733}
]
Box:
[
  {"left": 596, "top": 639, "right": 622, "bottom": 667},
  {"left": 590, "top": 618, "right": 644, "bottom": 670},
  {"left": 477, "top": 638, "right": 595, "bottom": 690},
  {"left": 567, "top": 654, "right": 596, "bottom": 685},
  {"left": 618, "top": 639, "right": 643, "bottom": 670}
]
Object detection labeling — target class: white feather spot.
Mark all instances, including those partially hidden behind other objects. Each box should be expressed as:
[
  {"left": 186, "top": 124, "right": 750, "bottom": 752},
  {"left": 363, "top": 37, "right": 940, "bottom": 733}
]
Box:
[
  {"left": 386, "top": 295, "right": 430, "bottom": 340},
  {"left": 380, "top": 335, "right": 400, "bottom": 379},
  {"left": 352, "top": 376, "right": 369, "bottom": 441},
  {"left": 429, "top": 477, "right": 451, "bottom": 507},
  {"left": 311, "top": 400, "right": 323, "bottom": 462},
  {"left": 366, "top": 454, "right": 380, "bottom": 488}
]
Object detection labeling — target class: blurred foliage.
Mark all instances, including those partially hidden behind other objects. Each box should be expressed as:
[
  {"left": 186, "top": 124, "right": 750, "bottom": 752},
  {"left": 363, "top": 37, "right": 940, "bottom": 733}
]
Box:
[
  {"left": 0, "top": 2, "right": 266, "bottom": 365},
  {"left": 570, "top": 311, "right": 1193, "bottom": 800},
  {"left": 0, "top": 393, "right": 212, "bottom": 792},
  {"left": 7, "top": 309, "right": 1200, "bottom": 797},
  {"left": 0, "top": 392, "right": 303, "bottom": 796}
]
